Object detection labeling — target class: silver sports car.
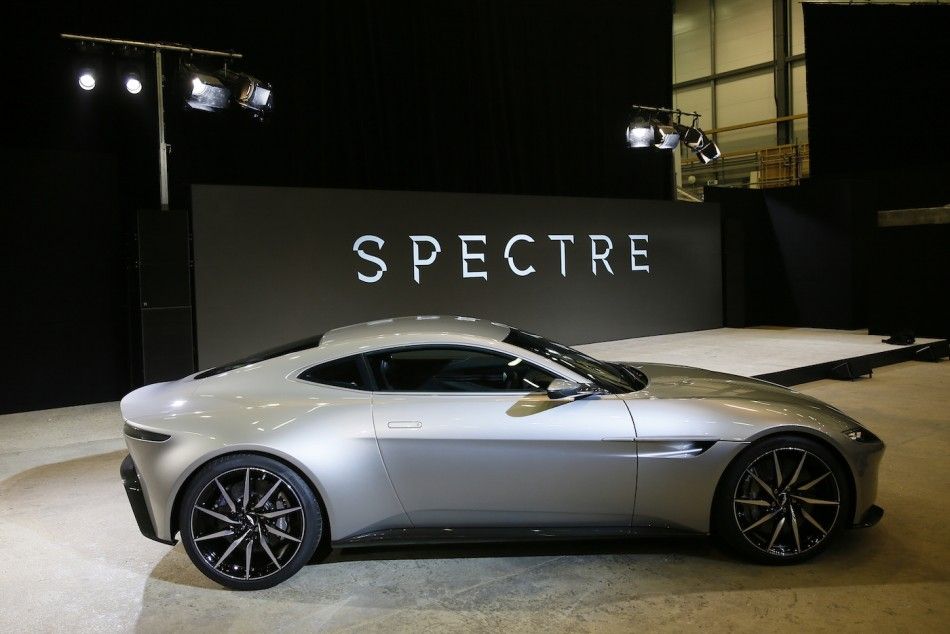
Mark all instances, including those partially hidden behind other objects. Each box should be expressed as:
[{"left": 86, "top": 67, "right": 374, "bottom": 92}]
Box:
[{"left": 120, "top": 316, "right": 884, "bottom": 589}]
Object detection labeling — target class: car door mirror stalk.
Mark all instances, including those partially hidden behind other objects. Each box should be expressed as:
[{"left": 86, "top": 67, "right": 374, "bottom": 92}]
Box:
[{"left": 546, "top": 378, "right": 604, "bottom": 400}]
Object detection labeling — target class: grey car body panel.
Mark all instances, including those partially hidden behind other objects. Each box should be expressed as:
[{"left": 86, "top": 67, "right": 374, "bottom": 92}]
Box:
[
  {"left": 121, "top": 316, "right": 884, "bottom": 543},
  {"left": 373, "top": 392, "right": 636, "bottom": 526}
]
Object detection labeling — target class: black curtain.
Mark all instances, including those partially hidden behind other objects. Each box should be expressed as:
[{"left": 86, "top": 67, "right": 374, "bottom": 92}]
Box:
[
  {"left": 804, "top": 3, "right": 950, "bottom": 339},
  {"left": 804, "top": 3, "right": 950, "bottom": 199},
  {"left": 8, "top": 1, "right": 673, "bottom": 208},
  {"left": 2, "top": 1, "right": 674, "bottom": 413}
]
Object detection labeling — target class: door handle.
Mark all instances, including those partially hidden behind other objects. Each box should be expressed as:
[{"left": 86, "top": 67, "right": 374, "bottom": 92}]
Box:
[{"left": 387, "top": 421, "right": 422, "bottom": 429}]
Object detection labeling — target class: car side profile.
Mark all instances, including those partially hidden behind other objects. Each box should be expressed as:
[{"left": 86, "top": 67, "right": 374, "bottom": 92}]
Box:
[{"left": 120, "top": 316, "right": 884, "bottom": 589}]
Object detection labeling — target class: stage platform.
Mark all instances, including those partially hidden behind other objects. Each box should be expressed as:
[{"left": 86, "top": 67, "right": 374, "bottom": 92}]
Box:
[{"left": 575, "top": 327, "right": 948, "bottom": 386}]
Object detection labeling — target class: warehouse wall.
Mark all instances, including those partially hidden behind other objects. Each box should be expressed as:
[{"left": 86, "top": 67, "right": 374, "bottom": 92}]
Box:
[{"left": 672, "top": 0, "right": 944, "bottom": 160}]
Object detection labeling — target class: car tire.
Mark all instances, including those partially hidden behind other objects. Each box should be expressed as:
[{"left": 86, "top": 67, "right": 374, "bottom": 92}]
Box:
[
  {"left": 178, "top": 453, "right": 323, "bottom": 590},
  {"left": 714, "top": 434, "right": 851, "bottom": 564}
]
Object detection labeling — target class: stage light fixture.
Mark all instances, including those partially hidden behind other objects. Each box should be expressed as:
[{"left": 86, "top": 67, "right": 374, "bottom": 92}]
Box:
[
  {"left": 125, "top": 73, "right": 143, "bottom": 94},
  {"left": 185, "top": 66, "right": 232, "bottom": 112},
  {"left": 627, "top": 106, "right": 720, "bottom": 162},
  {"left": 654, "top": 124, "right": 680, "bottom": 149},
  {"left": 674, "top": 121, "right": 721, "bottom": 163},
  {"left": 229, "top": 72, "right": 273, "bottom": 116},
  {"left": 695, "top": 139, "right": 722, "bottom": 164},
  {"left": 677, "top": 124, "right": 707, "bottom": 150},
  {"left": 78, "top": 70, "right": 96, "bottom": 91},
  {"left": 626, "top": 116, "right": 654, "bottom": 148}
]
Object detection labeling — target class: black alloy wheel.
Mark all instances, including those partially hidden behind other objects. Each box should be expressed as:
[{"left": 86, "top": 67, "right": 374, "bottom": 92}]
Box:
[
  {"left": 179, "top": 454, "right": 322, "bottom": 590},
  {"left": 715, "top": 435, "right": 851, "bottom": 564}
]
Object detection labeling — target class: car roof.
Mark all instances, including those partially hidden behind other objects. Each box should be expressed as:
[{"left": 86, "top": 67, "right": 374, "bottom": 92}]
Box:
[{"left": 320, "top": 315, "right": 512, "bottom": 348}]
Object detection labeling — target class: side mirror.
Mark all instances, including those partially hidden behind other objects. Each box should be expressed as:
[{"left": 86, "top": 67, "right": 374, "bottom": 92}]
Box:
[{"left": 546, "top": 378, "right": 602, "bottom": 400}]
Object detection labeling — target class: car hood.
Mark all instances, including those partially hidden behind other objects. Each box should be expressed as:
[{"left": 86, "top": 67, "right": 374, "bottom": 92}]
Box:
[
  {"left": 616, "top": 362, "right": 861, "bottom": 441},
  {"left": 623, "top": 362, "right": 815, "bottom": 404}
]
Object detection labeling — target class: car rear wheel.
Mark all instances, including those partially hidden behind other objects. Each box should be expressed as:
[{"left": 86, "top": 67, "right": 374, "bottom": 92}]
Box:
[
  {"left": 178, "top": 454, "right": 322, "bottom": 590},
  {"left": 715, "top": 435, "right": 850, "bottom": 564}
]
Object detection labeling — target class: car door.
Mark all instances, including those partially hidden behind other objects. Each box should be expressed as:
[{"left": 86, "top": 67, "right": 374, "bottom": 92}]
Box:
[{"left": 369, "top": 345, "right": 637, "bottom": 527}]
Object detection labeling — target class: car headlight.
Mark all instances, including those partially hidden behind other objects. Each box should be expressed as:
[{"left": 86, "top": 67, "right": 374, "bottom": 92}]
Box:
[
  {"left": 124, "top": 422, "right": 171, "bottom": 442},
  {"left": 843, "top": 427, "right": 880, "bottom": 443}
]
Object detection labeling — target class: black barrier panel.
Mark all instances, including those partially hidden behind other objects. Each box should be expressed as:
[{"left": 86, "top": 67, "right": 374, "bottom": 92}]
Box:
[{"left": 192, "top": 186, "right": 722, "bottom": 368}]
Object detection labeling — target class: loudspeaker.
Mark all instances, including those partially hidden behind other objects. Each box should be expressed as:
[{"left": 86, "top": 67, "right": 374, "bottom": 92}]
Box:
[{"left": 133, "top": 209, "right": 195, "bottom": 385}]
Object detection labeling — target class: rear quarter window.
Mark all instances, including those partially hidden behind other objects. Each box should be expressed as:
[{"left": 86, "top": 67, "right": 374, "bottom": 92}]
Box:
[{"left": 298, "top": 356, "right": 367, "bottom": 390}]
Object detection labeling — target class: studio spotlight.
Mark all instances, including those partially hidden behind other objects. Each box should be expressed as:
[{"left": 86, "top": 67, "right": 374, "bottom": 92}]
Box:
[
  {"left": 626, "top": 116, "right": 655, "bottom": 148},
  {"left": 673, "top": 121, "right": 721, "bottom": 163},
  {"left": 654, "top": 124, "right": 680, "bottom": 149},
  {"left": 125, "top": 73, "right": 142, "bottom": 94},
  {"left": 184, "top": 66, "right": 231, "bottom": 112},
  {"left": 78, "top": 70, "right": 96, "bottom": 91},
  {"left": 695, "top": 140, "right": 722, "bottom": 164},
  {"left": 678, "top": 125, "right": 706, "bottom": 149},
  {"left": 229, "top": 72, "right": 273, "bottom": 116}
]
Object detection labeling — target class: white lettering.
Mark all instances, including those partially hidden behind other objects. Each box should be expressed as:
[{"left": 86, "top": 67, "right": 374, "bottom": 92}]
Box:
[
  {"left": 409, "top": 235, "right": 441, "bottom": 284},
  {"left": 504, "top": 234, "right": 536, "bottom": 276},
  {"left": 353, "top": 235, "right": 387, "bottom": 283},
  {"left": 547, "top": 234, "right": 575, "bottom": 277},
  {"left": 629, "top": 234, "right": 650, "bottom": 272},
  {"left": 590, "top": 235, "right": 614, "bottom": 275},
  {"left": 458, "top": 235, "right": 488, "bottom": 280}
]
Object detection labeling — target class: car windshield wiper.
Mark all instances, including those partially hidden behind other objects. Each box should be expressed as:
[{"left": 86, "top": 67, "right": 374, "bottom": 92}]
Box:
[{"left": 609, "top": 361, "right": 645, "bottom": 391}]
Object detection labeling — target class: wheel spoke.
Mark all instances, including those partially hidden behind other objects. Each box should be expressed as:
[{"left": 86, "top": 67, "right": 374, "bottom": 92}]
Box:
[
  {"left": 767, "top": 516, "right": 786, "bottom": 550},
  {"left": 265, "top": 524, "right": 302, "bottom": 543},
  {"left": 734, "top": 498, "right": 771, "bottom": 507},
  {"left": 748, "top": 471, "right": 777, "bottom": 501},
  {"left": 797, "top": 471, "right": 830, "bottom": 492},
  {"left": 195, "top": 529, "right": 235, "bottom": 542},
  {"left": 787, "top": 452, "right": 807, "bottom": 489},
  {"left": 253, "top": 480, "right": 282, "bottom": 510},
  {"left": 773, "top": 451, "right": 783, "bottom": 488},
  {"left": 260, "top": 506, "right": 302, "bottom": 519},
  {"left": 242, "top": 469, "right": 251, "bottom": 511},
  {"left": 800, "top": 507, "right": 828, "bottom": 535},
  {"left": 790, "top": 507, "right": 801, "bottom": 552},
  {"left": 214, "top": 477, "right": 237, "bottom": 513},
  {"left": 742, "top": 509, "right": 781, "bottom": 533},
  {"left": 791, "top": 494, "right": 839, "bottom": 506},
  {"left": 215, "top": 530, "right": 250, "bottom": 568},
  {"left": 195, "top": 506, "right": 239, "bottom": 524},
  {"left": 259, "top": 529, "right": 282, "bottom": 569},
  {"left": 244, "top": 540, "right": 253, "bottom": 579}
]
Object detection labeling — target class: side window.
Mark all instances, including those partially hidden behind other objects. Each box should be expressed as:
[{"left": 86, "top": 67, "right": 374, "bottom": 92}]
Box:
[
  {"left": 298, "top": 356, "right": 367, "bottom": 390},
  {"left": 366, "top": 347, "right": 557, "bottom": 392}
]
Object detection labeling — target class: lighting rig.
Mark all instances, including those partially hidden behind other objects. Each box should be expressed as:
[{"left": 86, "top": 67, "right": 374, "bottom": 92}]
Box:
[
  {"left": 61, "top": 33, "right": 274, "bottom": 209},
  {"left": 626, "top": 105, "right": 721, "bottom": 164}
]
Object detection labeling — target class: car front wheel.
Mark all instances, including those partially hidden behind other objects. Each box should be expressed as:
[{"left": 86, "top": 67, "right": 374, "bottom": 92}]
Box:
[
  {"left": 178, "top": 454, "right": 323, "bottom": 590},
  {"left": 715, "top": 435, "right": 851, "bottom": 564}
]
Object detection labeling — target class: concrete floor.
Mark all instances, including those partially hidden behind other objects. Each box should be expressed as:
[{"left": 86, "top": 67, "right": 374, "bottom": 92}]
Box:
[{"left": 1, "top": 361, "right": 948, "bottom": 632}]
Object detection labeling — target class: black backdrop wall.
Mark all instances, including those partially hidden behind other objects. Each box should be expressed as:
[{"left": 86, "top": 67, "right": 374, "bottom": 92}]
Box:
[
  {"left": 709, "top": 180, "right": 874, "bottom": 331},
  {"left": 2, "top": 1, "right": 675, "bottom": 413},
  {"left": 192, "top": 186, "right": 721, "bottom": 367},
  {"left": 803, "top": 3, "right": 950, "bottom": 339},
  {"left": 710, "top": 4, "right": 950, "bottom": 338},
  {"left": 804, "top": 3, "right": 950, "bottom": 190}
]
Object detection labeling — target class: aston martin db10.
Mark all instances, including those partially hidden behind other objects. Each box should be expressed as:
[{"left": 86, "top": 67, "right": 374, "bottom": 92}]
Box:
[{"left": 120, "top": 316, "right": 884, "bottom": 589}]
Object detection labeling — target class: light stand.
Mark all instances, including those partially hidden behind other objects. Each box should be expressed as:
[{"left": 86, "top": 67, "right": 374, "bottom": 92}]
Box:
[{"left": 60, "top": 33, "right": 244, "bottom": 210}]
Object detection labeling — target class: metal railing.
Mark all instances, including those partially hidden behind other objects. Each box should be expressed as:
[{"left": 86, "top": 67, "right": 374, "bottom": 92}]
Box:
[{"left": 676, "top": 113, "right": 809, "bottom": 201}]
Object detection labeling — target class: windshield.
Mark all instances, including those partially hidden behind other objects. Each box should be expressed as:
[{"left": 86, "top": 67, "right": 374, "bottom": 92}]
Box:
[
  {"left": 503, "top": 328, "right": 644, "bottom": 393},
  {"left": 194, "top": 333, "right": 324, "bottom": 380}
]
